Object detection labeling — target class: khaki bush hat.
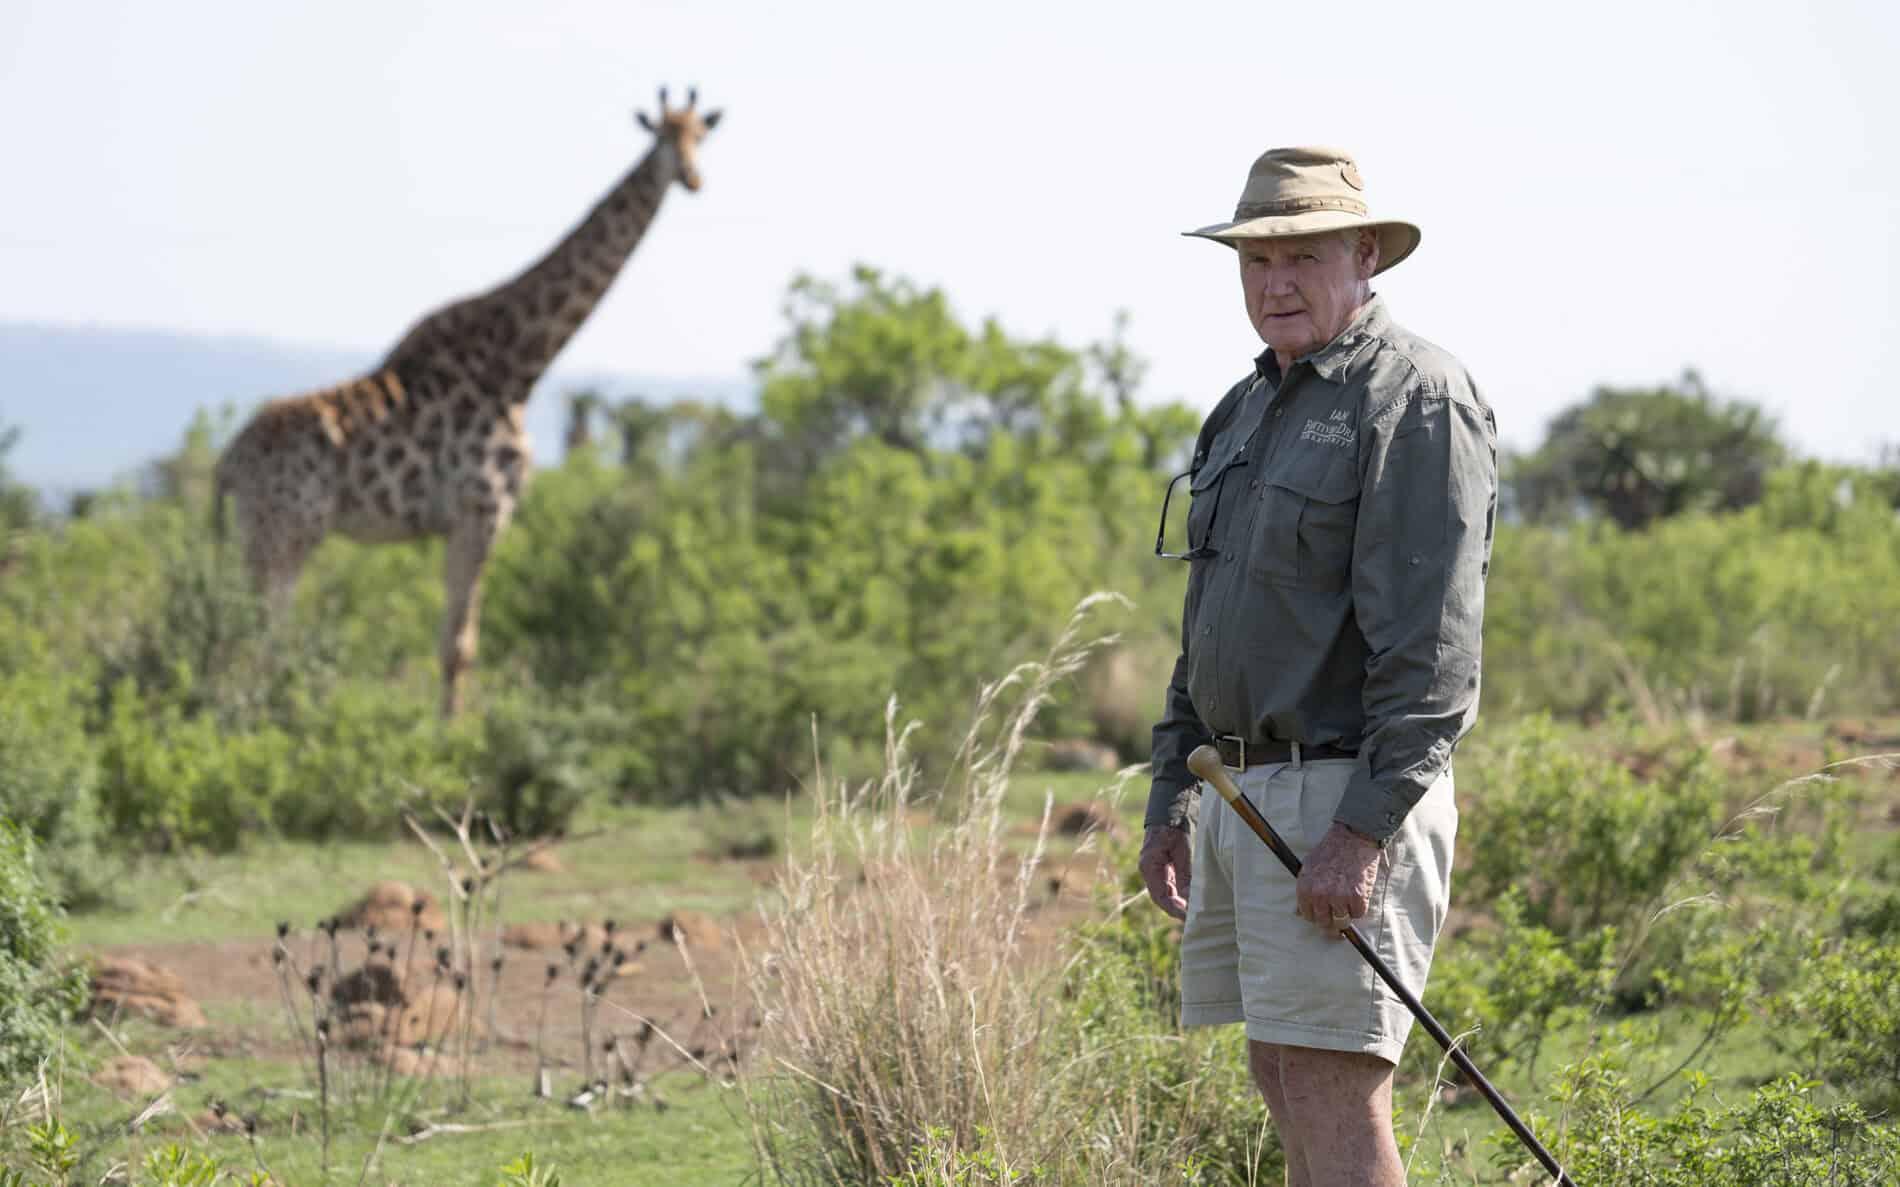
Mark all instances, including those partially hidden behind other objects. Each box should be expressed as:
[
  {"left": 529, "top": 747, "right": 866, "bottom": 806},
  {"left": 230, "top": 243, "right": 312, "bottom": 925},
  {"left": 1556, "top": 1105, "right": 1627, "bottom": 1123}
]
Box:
[{"left": 1183, "top": 146, "right": 1420, "bottom": 276}]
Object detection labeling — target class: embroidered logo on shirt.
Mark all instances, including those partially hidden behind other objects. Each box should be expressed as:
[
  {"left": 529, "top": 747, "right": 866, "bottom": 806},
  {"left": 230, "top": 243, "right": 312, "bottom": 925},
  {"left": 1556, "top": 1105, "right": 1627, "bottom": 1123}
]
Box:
[{"left": 1300, "top": 408, "right": 1356, "bottom": 448}]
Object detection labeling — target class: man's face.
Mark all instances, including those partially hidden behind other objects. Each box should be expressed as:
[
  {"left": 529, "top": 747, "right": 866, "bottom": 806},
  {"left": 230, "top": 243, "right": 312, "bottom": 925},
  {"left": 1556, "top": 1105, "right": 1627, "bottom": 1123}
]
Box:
[{"left": 1238, "top": 232, "right": 1372, "bottom": 360}]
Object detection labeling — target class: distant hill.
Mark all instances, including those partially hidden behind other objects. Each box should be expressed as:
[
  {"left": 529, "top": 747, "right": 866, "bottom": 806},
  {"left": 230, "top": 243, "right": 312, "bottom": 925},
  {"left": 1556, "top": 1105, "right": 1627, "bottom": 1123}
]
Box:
[{"left": 0, "top": 321, "right": 749, "bottom": 500}]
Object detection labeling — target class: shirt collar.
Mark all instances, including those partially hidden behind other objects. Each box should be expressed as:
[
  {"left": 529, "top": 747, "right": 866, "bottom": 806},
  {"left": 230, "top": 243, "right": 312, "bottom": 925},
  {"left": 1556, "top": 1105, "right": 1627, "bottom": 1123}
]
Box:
[{"left": 1252, "top": 295, "right": 1388, "bottom": 386}]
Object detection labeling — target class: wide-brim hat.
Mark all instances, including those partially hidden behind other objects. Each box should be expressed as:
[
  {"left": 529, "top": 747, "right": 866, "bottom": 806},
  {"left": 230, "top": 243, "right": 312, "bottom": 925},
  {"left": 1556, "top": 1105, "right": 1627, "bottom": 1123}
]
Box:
[{"left": 1183, "top": 146, "right": 1420, "bottom": 276}]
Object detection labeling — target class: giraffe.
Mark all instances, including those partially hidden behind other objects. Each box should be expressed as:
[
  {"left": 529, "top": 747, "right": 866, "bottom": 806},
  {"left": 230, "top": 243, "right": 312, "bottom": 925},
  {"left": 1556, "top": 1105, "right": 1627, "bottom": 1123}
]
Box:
[{"left": 214, "top": 88, "right": 721, "bottom": 716}]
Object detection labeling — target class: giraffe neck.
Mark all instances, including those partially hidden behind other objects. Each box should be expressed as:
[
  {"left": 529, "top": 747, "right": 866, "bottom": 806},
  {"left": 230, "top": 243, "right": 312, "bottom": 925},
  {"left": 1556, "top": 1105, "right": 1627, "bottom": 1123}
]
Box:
[
  {"left": 491, "top": 140, "right": 679, "bottom": 384},
  {"left": 382, "top": 141, "right": 680, "bottom": 396}
]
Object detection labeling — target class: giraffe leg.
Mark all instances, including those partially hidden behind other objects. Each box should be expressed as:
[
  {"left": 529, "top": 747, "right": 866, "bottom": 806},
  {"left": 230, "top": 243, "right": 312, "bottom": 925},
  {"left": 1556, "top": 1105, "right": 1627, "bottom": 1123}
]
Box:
[
  {"left": 440, "top": 513, "right": 503, "bottom": 718},
  {"left": 238, "top": 495, "right": 322, "bottom": 629}
]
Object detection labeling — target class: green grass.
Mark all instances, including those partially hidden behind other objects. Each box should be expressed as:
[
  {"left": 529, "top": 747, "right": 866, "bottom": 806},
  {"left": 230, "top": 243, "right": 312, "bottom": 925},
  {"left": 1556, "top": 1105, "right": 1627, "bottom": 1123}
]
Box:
[
  {"left": 45, "top": 1051, "right": 754, "bottom": 1186},
  {"left": 48, "top": 738, "right": 1892, "bottom": 1182},
  {"left": 66, "top": 769, "right": 1125, "bottom": 951}
]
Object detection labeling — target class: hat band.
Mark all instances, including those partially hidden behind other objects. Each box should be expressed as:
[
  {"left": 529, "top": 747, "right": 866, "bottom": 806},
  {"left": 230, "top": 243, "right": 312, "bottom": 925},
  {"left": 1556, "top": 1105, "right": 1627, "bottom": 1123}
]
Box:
[{"left": 1233, "top": 195, "right": 1368, "bottom": 219}]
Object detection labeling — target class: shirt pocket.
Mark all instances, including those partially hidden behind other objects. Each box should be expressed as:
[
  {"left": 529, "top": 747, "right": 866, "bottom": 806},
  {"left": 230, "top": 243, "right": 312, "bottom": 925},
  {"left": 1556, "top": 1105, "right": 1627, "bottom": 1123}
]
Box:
[
  {"left": 1184, "top": 424, "right": 1258, "bottom": 560},
  {"left": 1249, "top": 457, "right": 1361, "bottom": 591}
]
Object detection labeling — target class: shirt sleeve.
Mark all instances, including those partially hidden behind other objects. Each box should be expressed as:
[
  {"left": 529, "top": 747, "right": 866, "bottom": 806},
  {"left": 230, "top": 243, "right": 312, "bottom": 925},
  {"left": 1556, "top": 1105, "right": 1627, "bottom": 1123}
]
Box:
[
  {"left": 1335, "top": 383, "right": 1497, "bottom": 844},
  {"left": 1146, "top": 645, "right": 1209, "bottom": 830}
]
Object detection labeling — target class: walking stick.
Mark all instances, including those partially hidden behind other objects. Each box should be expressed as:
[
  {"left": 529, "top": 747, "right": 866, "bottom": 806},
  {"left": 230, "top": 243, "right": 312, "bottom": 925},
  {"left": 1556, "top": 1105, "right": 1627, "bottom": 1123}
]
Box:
[{"left": 1186, "top": 746, "right": 1579, "bottom": 1186}]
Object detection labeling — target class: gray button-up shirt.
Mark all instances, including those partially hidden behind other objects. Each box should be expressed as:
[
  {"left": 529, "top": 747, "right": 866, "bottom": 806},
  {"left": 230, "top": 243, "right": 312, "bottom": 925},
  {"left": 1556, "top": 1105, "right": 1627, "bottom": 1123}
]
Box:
[{"left": 1146, "top": 297, "right": 1498, "bottom": 844}]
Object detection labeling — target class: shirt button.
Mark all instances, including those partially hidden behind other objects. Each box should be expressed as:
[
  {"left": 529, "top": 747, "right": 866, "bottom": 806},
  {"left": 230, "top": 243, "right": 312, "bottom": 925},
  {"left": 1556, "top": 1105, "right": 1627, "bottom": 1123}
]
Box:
[
  {"left": 1274, "top": 409, "right": 1284, "bottom": 418},
  {"left": 1249, "top": 479, "right": 1259, "bottom": 490},
  {"left": 1203, "top": 624, "right": 1213, "bottom": 635},
  {"left": 1409, "top": 555, "right": 1422, "bottom": 566}
]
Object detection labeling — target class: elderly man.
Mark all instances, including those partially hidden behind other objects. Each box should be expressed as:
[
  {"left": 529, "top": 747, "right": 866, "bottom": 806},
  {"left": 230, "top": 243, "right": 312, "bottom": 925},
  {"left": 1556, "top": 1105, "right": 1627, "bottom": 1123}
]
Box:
[{"left": 1140, "top": 146, "right": 1497, "bottom": 1187}]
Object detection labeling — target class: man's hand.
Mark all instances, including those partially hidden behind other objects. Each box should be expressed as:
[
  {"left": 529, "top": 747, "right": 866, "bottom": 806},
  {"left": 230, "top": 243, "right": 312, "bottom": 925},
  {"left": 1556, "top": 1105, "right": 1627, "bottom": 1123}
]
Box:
[
  {"left": 1139, "top": 824, "right": 1192, "bottom": 920},
  {"left": 1296, "top": 822, "right": 1381, "bottom": 932}
]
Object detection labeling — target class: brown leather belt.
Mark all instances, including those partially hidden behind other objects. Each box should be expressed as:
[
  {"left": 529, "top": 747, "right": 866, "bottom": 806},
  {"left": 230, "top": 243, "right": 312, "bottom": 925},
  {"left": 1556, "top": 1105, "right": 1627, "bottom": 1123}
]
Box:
[{"left": 1213, "top": 735, "right": 1357, "bottom": 771}]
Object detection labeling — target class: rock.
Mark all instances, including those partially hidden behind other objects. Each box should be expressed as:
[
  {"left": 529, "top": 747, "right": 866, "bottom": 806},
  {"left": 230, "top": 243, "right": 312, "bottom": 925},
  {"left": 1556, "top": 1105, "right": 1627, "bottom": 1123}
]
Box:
[
  {"left": 658, "top": 911, "right": 722, "bottom": 950},
  {"left": 502, "top": 921, "right": 564, "bottom": 950},
  {"left": 331, "top": 961, "right": 405, "bottom": 1008},
  {"left": 379, "top": 1046, "right": 438, "bottom": 1078},
  {"left": 194, "top": 1109, "right": 246, "bottom": 1134},
  {"left": 503, "top": 920, "right": 621, "bottom": 954},
  {"left": 87, "top": 957, "right": 207, "bottom": 1030},
  {"left": 1052, "top": 801, "right": 1117, "bottom": 838},
  {"left": 1044, "top": 738, "right": 1121, "bottom": 773},
  {"left": 390, "top": 983, "right": 475, "bottom": 1046},
  {"left": 1044, "top": 857, "right": 1104, "bottom": 900},
  {"left": 335, "top": 882, "right": 448, "bottom": 934},
  {"left": 94, "top": 1055, "right": 170, "bottom": 1097},
  {"left": 334, "top": 1002, "right": 391, "bottom": 1048}
]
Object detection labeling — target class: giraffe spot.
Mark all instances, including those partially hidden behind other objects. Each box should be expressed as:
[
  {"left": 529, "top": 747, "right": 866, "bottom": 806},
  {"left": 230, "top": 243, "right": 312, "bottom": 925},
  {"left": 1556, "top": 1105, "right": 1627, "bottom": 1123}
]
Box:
[
  {"left": 383, "top": 446, "right": 405, "bottom": 467},
  {"left": 520, "top": 331, "right": 549, "bottom": 360},
  {"left": 496, "top": 445, "right": 522, "bottom": 470},
  {"left": 374, "top": 490, "right": 398, "bottom": 520},
  {"left": 400, "top": 465, "right": 426, "bottom": 499},
  {"left": 450, "top": 399, "right": 478, "bottom": 435}
]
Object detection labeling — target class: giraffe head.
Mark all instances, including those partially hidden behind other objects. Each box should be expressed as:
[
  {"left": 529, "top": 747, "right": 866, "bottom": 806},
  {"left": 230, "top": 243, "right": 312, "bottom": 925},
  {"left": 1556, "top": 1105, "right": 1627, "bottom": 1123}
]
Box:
[{"left": 636, "top": 86, "right": 722, "bottom": 193}]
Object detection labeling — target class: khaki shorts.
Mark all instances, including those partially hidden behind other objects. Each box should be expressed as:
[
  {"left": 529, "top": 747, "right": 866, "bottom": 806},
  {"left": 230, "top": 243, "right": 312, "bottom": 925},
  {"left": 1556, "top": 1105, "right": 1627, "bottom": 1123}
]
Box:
[{"left": 1179, "top": 757, "right": 1456, "bottom": 1065}]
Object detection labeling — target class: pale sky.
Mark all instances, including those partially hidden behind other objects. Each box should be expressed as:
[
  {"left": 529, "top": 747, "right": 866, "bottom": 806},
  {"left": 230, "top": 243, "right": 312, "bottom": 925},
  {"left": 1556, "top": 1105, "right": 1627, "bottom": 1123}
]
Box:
[{"left": 2, "top": 0, "right": 1896, "bottom": 459}]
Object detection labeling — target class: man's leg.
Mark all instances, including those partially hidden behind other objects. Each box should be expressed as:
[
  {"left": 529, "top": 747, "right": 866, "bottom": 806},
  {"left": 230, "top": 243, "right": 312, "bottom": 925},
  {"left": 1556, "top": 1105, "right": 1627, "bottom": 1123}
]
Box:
[
  {"left": 1263, "top": 1043, "right": 1405, "bottom": 1187},
  {"left": 1247, "top": 1041, "right": 1311, "bottom": 1187}
]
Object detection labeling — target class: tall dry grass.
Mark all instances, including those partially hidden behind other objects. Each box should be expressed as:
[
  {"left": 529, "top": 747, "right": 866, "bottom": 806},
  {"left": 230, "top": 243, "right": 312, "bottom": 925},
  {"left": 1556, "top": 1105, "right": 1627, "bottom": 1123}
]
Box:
[{"left": 739, "top": 594, "right": 1272, "bottom": 1185}]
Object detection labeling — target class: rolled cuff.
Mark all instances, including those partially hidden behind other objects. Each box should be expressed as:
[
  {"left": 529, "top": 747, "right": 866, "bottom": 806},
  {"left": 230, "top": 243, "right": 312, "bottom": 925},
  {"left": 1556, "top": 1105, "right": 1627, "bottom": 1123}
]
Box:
[
  {"left": 1144, "top": 779, "right": 1199, "bottom": 831},
  {"left": 1332, "top": 775, "right": 1407, "bottom": 847}
]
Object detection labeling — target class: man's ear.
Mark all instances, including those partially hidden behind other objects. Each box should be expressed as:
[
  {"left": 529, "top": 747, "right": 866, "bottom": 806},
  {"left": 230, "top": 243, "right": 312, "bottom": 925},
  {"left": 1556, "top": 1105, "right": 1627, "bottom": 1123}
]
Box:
[{"left": 1359, "top": 229, "right": 1381, "bottom": 278}]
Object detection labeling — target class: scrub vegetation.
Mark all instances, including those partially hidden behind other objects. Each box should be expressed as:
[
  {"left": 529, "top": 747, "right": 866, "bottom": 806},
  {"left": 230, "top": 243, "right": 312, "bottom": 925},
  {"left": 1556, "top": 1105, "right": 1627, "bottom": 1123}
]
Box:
[{"left": 1, "top": 267, "right": 1898, "bottom": 1182}]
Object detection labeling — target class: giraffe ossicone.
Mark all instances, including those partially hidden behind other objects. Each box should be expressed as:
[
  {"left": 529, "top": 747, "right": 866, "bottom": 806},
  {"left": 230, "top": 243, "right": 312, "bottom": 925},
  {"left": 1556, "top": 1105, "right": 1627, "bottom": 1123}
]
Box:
[{"left": 214, "top": 90, "right": 721, "bottom": 717}]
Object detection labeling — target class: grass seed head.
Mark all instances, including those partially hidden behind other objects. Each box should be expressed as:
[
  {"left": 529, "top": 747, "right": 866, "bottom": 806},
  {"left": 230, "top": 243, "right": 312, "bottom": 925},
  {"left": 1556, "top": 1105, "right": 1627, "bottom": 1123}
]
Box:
[{"left": 275, "top": 921, "right": 290, "bottom": 940}]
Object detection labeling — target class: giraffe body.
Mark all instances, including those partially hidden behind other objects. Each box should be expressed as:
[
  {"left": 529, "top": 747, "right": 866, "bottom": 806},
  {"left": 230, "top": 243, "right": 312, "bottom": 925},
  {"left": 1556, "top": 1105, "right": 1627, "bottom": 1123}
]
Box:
[{"left": 215, "top": 92, "right": 719, "bottom": 715}]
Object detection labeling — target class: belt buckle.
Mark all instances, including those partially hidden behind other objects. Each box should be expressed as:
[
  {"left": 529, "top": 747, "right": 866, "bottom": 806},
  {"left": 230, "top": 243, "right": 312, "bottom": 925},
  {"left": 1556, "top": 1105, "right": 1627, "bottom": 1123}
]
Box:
[{"left": 1220, "top": 734, "right": 1246, "bottom": 771}]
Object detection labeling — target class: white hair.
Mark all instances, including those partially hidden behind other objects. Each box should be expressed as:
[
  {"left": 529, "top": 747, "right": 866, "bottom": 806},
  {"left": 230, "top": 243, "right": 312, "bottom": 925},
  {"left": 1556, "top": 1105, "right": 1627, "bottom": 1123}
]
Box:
[{"left": 1341, "top": 228, "right": 1380, "bottom": 272}]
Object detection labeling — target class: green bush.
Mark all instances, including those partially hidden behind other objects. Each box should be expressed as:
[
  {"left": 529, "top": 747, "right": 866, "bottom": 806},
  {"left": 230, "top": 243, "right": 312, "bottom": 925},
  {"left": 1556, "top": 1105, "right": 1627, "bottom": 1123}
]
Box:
[
  {"left": 1501, "top": 1061, "right": 1900, "bottom": 1185},
  {"left": 1457, "top": 717, "right": 1724, "bottom": 937},
  {"left": 0, "top": 671, "right": 109, "bottom": 907},
  {"left": 0, "top": 821, "right": 87, "bottom": 1087},
  {"left": 1415, "top": 888, "right": 1619, "bottom": 1080},
  {"left": 1775, "top": 938, "right": 1900, "bottom": 1111}
]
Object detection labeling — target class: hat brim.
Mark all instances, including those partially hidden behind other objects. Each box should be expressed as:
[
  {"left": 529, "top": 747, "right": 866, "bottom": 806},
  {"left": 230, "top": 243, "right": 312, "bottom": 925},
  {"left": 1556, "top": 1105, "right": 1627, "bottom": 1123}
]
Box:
[{"left": 1182, "top": 211, "right": 1421, "bottom": 276}]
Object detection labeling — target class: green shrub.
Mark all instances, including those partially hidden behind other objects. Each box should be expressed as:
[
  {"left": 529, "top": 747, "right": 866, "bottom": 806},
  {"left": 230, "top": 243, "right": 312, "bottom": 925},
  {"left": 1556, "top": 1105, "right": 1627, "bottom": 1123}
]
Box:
[
  {"left": 1457, "top": 717, "right": 1724, "bottom": 937},
  {"left": 1415, "top": 888, "right": 1619, "bottom": 1081},
  {"left": 1775, "top": 938, "right": 1900, "bottom": 1111},
  {"left": 1499, "top": 1060, "right": 1900, "bottom": 1185},
  {"left": 0, "top": 821, "right": 87, "bottom": 1087},
  {"left": 0, "top": 671, "right": 109, "bottom": 907},
  {"left": 473, "top": 696, "right": 599, "bottom": 838}
]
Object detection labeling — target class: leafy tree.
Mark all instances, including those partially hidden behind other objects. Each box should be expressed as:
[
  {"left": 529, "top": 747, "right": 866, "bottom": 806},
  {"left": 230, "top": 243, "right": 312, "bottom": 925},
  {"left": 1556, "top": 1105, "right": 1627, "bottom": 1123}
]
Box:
[
  {"left": 755, "top": 265, "right": 1112, "bottom": 473},
  {"left": 561, "top": 389, "right": 602, "bottom": 456},
  {"left": 0, "top": 419, "right": 33, "bottom": 536},
  {"left": 145, "top": 407, "right": 229, "bottom": 511},
  {"left": 1509, "top": 371, "right": 1786, "bottom": 528}
]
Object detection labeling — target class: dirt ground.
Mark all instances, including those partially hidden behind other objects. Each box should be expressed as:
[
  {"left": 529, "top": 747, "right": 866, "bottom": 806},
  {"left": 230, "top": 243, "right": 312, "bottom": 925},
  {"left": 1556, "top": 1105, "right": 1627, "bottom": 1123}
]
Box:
[{"left": 84, "top": 843, "right": 1115, "bottom": 1102}]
